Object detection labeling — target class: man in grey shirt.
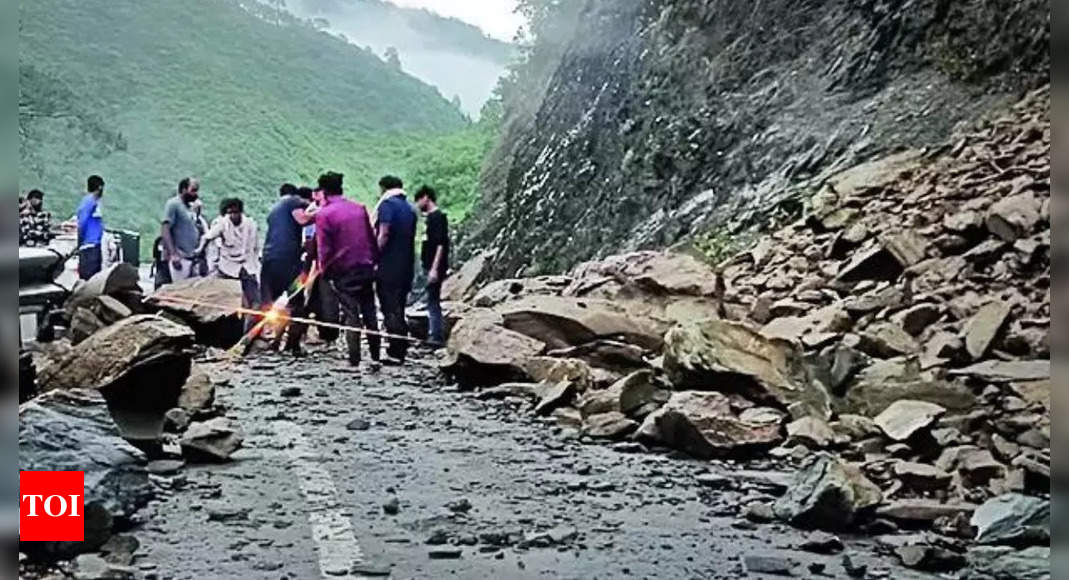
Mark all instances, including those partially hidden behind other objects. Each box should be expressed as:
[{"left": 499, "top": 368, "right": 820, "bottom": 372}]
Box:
[{"left": 161, "top": 177, "right": 204, "bottom": 282}]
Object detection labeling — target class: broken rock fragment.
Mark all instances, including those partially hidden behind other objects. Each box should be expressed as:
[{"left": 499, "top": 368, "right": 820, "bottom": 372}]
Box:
[
  {"left": 773, "top": 453, "right": 882, "bottom": 531},
  {"left": 180, "top": 417, "right": 244, "bottom": 463},
  {"left": 964, "top": 301, "right": 1013, "bottom": 360},
  {"left": 637, "top": 391, "right": 783, "bottom": 459},
  {"left": 874, "top": 400, "right": 945, "bottom": 441}
]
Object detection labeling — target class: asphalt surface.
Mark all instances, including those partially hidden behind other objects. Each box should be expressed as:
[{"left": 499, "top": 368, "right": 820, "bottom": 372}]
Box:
[{"left": 133, "top": 345, "right": 939, "bottom": 580}]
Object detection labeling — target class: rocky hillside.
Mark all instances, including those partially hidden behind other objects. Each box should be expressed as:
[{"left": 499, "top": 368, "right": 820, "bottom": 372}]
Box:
[
  {"left": 461, "top": 0, "right": 1049, "bottom": 280},
  {"left": 430, "top": 85, "right": 1050, "bottom": 576}
]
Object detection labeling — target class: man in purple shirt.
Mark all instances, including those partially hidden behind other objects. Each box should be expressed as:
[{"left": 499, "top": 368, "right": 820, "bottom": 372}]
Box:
[{"left": 314, "top": 172, "right": 381, "bottom": 367}]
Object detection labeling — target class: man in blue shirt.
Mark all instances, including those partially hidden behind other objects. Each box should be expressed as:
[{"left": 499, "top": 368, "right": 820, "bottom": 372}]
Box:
[
  {"left": 375, "top": 175, "right": 417, "bottom": 364},
  {"left": 76, "top": 175, "right": 106, "bottom": 280}
]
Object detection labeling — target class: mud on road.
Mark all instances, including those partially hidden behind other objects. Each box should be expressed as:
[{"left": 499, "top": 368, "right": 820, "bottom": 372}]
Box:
[{"left": 134, "top": 346, "right": 935, "bottom": 579}]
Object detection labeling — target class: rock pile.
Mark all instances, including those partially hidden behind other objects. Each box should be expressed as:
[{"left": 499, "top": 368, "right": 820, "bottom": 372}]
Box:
[{"left": 443, "top": 86, "right": 1050, "bottom": 574}]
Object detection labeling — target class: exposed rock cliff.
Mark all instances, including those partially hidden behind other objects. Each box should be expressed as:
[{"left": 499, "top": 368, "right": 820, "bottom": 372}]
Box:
[{"left": 461, "top": 0, "right": 1049, "bottom": 280}]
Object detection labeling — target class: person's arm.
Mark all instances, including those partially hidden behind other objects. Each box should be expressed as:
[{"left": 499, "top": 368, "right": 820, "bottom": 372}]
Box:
[
  {"left": 194, "top": 220, "right": 225, "bottom": 255},
  {"left": 293, "top": 202, "right": 315, "bottom": 226},
  {"left": 376, "top": 202, "right": 393, "bottom": 251},
  {"left": 428, "top": 246, "right": 445, "bottom": 284},
  {"left": 315, "top": 212, "right": 332, "bottom": 273},
  {"left": 161, "top": 201, "right": 181, "bottom": 265}
]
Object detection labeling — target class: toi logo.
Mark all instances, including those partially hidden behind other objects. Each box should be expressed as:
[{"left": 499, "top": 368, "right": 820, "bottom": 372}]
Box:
[{"left": 20, "top": 471, "right": 85, "bottom": 542}]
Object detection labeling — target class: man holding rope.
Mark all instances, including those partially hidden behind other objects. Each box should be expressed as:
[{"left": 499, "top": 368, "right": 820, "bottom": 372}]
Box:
[{"left": 315, "top": 172, "right": 382, "bottom": 368}]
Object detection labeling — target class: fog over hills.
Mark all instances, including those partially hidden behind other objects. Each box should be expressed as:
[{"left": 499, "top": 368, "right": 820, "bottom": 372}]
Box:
[{"left": 283, "top": 0, "right": 517, "bottom": 117}]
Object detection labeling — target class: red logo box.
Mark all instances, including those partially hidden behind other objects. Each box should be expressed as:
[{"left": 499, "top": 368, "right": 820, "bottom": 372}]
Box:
[{"left": 20, "top": 471, "right": 84, "bottom": 542}]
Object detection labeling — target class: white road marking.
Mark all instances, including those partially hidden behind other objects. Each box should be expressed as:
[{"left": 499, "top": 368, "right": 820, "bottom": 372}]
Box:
[{"left": 274, "top": 421, "right": 365, "bottom": 578}]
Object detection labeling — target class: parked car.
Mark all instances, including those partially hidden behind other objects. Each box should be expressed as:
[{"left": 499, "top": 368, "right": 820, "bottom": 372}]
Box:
[{"left": 18, "top": 246, "right": 71, "bottom": 344}]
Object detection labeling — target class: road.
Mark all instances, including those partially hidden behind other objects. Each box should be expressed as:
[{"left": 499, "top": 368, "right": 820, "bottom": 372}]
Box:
[{"left": 133, "top": 345, "right": 937, "bottom": 579}]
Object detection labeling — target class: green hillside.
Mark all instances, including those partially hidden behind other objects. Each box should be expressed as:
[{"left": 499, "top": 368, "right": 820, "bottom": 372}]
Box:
[{"left": 19, "top": 0, "right": 483, "bottom": 252}]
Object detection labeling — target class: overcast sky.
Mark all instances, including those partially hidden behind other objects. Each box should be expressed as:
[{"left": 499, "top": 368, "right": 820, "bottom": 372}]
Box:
[{"left": 387, "top": 0, "right": 524, "bottom": 41}]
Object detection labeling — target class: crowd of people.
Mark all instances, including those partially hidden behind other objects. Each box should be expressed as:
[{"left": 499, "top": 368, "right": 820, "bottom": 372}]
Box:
[{"left": 27, "top": 171, "right": 451, "bottom": 368}]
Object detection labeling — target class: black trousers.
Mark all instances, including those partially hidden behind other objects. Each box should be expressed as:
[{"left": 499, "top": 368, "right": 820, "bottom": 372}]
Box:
[
  {"left": 78, "top": 246, "right": 102, "bottom": 280},
  {"left": 376, "top": 277, "right": 411, "bottom": 360},
  {"left": 261, "top": 259, "right": 305, "bottom": 351},
  {"left": 329, "top": 267, "right": 380, "bottom": 364}
]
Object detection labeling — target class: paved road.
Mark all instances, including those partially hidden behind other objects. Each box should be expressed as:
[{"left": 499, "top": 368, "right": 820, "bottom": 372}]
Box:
[{"left": 134, "top": 346, "right": 936, "bottom": 579}]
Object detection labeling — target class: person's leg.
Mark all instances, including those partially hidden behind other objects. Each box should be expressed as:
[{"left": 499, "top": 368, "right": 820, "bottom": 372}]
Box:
[
  {"left": 78, "top": 246, "right": 102, "bottom": 280},
  {"left": 376, "top": 280, "right": 403, "bottom": 360},
  {"left": 239, "top": 271, "right": 261, "bottom": 333},
  {"left": 426, "top": 280, "right": 444, "bottom": 346},
  {"left": 330, "top": 275, "right": 363, "bottom": 365},
  {"left": 315, "top": 281, "right": 341, "bottom": 345},
  {"left": 355, "top": 274, "right": 381, "bottom": 362}
]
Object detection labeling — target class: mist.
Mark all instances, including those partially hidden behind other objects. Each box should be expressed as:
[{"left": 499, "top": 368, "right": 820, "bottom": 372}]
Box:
[{"left": 283, "top": 0, "right": 517, "bottom": 117}]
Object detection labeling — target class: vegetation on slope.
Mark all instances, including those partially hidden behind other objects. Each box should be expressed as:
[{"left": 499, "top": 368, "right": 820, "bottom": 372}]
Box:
[{"left": 20, "top": 0, "right": 494, "bottom": 252}]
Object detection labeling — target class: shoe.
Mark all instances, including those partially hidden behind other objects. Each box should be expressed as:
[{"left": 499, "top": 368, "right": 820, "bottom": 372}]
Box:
[{"left": 381, "top": 356, "right": 404, "bottom": 367}]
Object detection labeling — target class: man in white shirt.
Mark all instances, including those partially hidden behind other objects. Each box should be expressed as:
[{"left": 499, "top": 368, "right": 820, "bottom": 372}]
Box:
[{"left": 195, "top": 197, "right": 261, "bottom": 331}]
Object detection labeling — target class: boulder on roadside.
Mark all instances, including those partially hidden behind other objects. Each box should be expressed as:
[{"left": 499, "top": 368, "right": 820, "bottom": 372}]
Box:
[
  {"left": 471, "top": 276, "right": 572, "bottom": 308},
  {"left": 566, "top": 251, "right": 723, "bottom": 298},
  {"left": 664, "top": 319, "right": 830, "bottom": 418},
  {"left": 441, "top": 312, "right": 546, "bottom": 387},
  {"left": 773, "top": 453, "right": 883, "bottom": 531},
  {"left": 442, "top": 250, "right": 495, "bottom": 302},
  {"left": 36, "top": 315, "right": 195, "bottom": 448},
  {"left": 534, "top": 380, "right": 576, "bottom": 416},
  {"left": 971, "top": 494, "right": 1050, "bottom": 547},
  {"left": 521, "top": 357, "right": 595, "bottom": 392},
  {"left": 841, "top": 359, "right": 977, "bottom": 416},
  {"left": 577, "top": 370, "right": 668, "bottom": 418},
  {"left": 180, "top": 417, "right": 245, "bottom": 463},
  {"left": 546, "top": 340, "right": 650, "bottom": 372},
  {"left": 70, "top": 295, "right": 134, "bottom": 345},
  {"left": 148, "top": 277, "right": 245, "bottom": 347},
  {"left": 583, "top": 412, "right": 639, "bottom": 440},
  {"left": 65, "top": 263, "right": 142, "bottom": 316},
  {"left": 964, "top": 302, "right": 1013, "bottom": 360},
  {"left": 177, "top": 367, "right": 216, "bottom": 415},
  {"left": 964, "top": 546, "right": 1050, "bottom": 580},
  {"left": 636, "top": 391, "right": 784, "bottom": 459},
  {"left": 496, "top": 295, "right": 666, "bottom": 351},
  {"left": 786, "top": 417, "right": 836, "bottom": 449},
  {"left": 19, "top": 389, "right": 153, "bottom": 561}
]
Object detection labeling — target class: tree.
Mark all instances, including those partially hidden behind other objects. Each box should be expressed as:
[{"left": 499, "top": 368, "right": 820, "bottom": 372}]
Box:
[
  {"left": 451, "top": 94, "right": 463, "bottom": 110},
  {"left": 384, "top": 46, "right": 402, "bottom": 69}
]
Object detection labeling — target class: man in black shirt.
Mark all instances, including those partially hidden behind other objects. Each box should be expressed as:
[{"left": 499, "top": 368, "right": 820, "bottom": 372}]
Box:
[{"left": 415, "top": 185, "right": 450, "bottom": 346}]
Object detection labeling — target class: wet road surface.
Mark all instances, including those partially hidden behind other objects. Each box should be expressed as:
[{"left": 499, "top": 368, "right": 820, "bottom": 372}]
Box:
[{"left": 134, "top": 346, "right": 937, "bottom": 579}]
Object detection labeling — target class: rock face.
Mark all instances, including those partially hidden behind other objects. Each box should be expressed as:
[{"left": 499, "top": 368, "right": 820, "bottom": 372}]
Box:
[
  {"left": 638, "top": 391, "right": 783, "bottom": 459},
  {"left": 459, "top": 0, "right": 1047, "bottom": 280},
  {"left": 19, "top": 389, "right": 153, "bottom": 560},
  {"left": 773, "top": 454, "right": 882, "bottom": 530},
  {"left": 36, "top": 315, "right": 195, "bottom": 447},
  {"left": 664, "top": 319, "right": 829, "bottom": 418},
  {"left": 148, "top": 277, "right": 245, "bottom": 347}
]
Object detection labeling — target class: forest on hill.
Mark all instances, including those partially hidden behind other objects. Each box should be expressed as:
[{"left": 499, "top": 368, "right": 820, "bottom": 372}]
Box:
[{"left": 19, "top": 0, "right": 495, "bottom": 250}]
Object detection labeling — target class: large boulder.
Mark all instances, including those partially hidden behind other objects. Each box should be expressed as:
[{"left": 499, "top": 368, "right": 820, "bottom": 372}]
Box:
[
  {"left": 70, "top": 295, "right": 134, "bottom": 345},
  {"left": 19, "top": 389, "right": 153, "bottom": 560},
  {"left": 636, "top": 391, "right": 784, "bottom": 459},
  {"left": 773, "top": 453, "right": 883, "bottom": 531},
  {"left": 472, "top": 276, "right": 573, "bottom": 308},
  {"left": 442, "top": 249, "right": 495, "bottom": 302},
  {"left": 963, "top": 546, "right": 1050, "bottom": 580},
  {"left": 65, "top": 263, "right": 142, "bottom": 316},
  {"left": 566, "top": 251, "right": 722, "bottom": 298},
  {"left": 148, "top": 277, "right": 245, "bottom": 347},
  {"left": 577, "top": 370, "right": 669, "bottom": 418},
  {"left": 496, "top": 296, "right": 666, "bottom": 351},
  {"left": 664, "top": 319, "right": 830, "bottom": 418},
  {"left": 971, "top": 494, "right": 1050, "bottom": 547},
  {"left": 840, "top": 358, "right": 977, "bottom": 416},
  {"left": 441, "top": 311, "right": 546, "bottom": 387},
  {"left": 36, "top": 315, "right": 195, "bottom": 448}
]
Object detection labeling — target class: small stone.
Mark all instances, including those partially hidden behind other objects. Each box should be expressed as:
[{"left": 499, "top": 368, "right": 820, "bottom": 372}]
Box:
[
  {"left": 280, "top": 386, "right": 301, "bottom": 397},
  {"left": 744, "top": 554, "right": 796, "bottom": 576},
  {"left": 786, "top": 417, "right": 835, "bottom": 449},
  {"left": 426, "top": 529, "right": 451, "bottom": 545},
  {"left": 896, "top": 304, "right": 942, "bottom": 337},
  {"left": 382, "top": 497, "right": 400, "bottom": 516},
  {"left": 346, "top": 418, "right": 371, "bottom": 431},
  {"left": 841, "top": 553, "right": 868, "bottom": 578},
  {"left": 743, "top": 501, "right": 775, "bottom": 523},
  {"left": 892, "top": 461, "right": 952, "bottom": 492},
  {"left": 964, "top": 302, "right": 1013, "bottom": 360},
  {"left": 895, "top": 544, "right": 967, "bottom": 572},
  {"left": 807, "top": 562, "right": 827, "bottom": 575},
  {"left": 799, "top": 531, "right": 844, "bottom": 554},
  {"left": 428, "top": 548, "right": 463, "bottom": 560},
  {"left": 446, "top": 498, "right": 472, "bottom": 514}
]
